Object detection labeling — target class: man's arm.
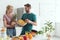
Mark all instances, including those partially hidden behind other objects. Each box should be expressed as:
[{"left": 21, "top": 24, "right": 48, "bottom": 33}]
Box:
[
  {"left": 25, "top": 14, "right": 37, "bottom": 26},
  {"left": 25, "top": 19, "right": 37, "bottom": 26},
  {"left": 32, "top": 14, "right": 37, "bottom": 26},
  {"left": 30, "top": 21, "right": 37, "bottom": 26}
]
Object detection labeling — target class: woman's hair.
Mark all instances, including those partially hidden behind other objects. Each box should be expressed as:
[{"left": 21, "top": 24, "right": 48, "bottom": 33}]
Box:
[{"left": 6, "top": 5, "right": 13, "bottom": 14}]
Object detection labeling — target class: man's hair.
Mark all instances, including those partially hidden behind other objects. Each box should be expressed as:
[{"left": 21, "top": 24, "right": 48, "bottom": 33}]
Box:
[
  {"left": 24, "top": 3, "right": 31, "bottom": 7},
  {"left": 31, "top": 30, "right": 37, "bottom": 34}
]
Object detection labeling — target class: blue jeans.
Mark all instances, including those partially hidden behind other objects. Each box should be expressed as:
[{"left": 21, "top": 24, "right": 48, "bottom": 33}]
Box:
[{"left": 6, "top": 28, "right": 16, "bottom": 37}]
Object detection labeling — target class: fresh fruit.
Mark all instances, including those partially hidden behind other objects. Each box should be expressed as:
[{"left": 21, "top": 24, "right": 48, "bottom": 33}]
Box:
[
  {"left": 23, "top": 36, "right": 28, "bottom": 40},
  {"left": 19, "top": 36, "right": 24, "bottom": 40},
  {"left": 25, "top": 32, "right": 29, "bottom": 38},
  {"left": 12, "top": 37, "right": 20, "bottom": 40},
  {"left": 25, "top": 32, "right": 33, "bottom": 39},
  {"left": 17, "top": 19, "right": 27, "bottom": 26},
  {"left": 28, "top": 33, "right": 33, "bottom": 39}
]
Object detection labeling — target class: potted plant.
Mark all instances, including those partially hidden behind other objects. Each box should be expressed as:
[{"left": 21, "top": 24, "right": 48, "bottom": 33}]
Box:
[
  {"left": 42, "top": 20, "right": 55, "bottom": 40},
  {"left": 36, "top": 20, "right": 55, "bottom": 40}
]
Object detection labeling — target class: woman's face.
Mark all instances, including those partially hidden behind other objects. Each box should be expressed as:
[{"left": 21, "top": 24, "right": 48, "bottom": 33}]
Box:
[{"left": 8, "top": 7, "right": 13, "bottom": 14}]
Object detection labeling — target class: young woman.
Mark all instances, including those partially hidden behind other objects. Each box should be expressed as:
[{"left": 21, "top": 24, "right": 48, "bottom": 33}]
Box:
[{"left": 3, "top": 5, "right": 16, "bottom": 37}]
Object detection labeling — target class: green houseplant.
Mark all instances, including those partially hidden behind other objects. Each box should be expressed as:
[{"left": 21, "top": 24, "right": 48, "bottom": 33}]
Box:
[
  {"left": 37, "top": 20, "right": 55, "bottom": 40},
  {"left": 42, "top": 20, "right": 55, "bottom": 40},
  {"left": 37, "top": 20, "right": 55, "bottom": 34}
]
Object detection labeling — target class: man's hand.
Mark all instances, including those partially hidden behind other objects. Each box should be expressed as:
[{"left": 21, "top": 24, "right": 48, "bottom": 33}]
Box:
[
  {"left": 25, "top": 19, "right": 32, "bottom": 24},
  {"left": 25, "top": 19, "right": 37, "bottom": 26}
]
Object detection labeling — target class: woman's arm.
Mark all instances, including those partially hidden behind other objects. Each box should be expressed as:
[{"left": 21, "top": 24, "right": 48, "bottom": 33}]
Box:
[{"left": 3, "top": 18, "right": 11, "bottom": 27}]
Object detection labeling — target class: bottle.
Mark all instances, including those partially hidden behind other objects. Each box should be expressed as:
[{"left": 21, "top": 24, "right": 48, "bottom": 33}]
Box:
[{"left": 1, "top": 27, "right": 6, "bottom": 38}]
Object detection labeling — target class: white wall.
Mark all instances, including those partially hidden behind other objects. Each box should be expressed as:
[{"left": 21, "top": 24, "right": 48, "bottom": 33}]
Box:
[
  {"left": 56, "top": 0, "right": 60, "bottom": 22},
  {"left": 55, "top": 0, "right": 60, "bottom": 36},
  {"left": 0, "top": 0, "right": 55, "bottom": 31}
]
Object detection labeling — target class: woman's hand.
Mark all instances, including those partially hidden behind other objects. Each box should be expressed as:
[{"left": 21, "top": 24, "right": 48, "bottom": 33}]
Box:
[{"left": 11, "top": 22, "right": 16, "bottom": 26}]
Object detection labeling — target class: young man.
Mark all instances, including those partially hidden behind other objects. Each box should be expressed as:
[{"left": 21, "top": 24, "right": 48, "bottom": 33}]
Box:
[{"left": 20, "top": 3, "right": 37, "bottom": 35}]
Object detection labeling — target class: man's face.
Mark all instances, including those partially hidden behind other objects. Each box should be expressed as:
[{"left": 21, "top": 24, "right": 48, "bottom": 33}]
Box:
[{"left": 25, "top": 6, "right": 31, "bottom": 13}]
